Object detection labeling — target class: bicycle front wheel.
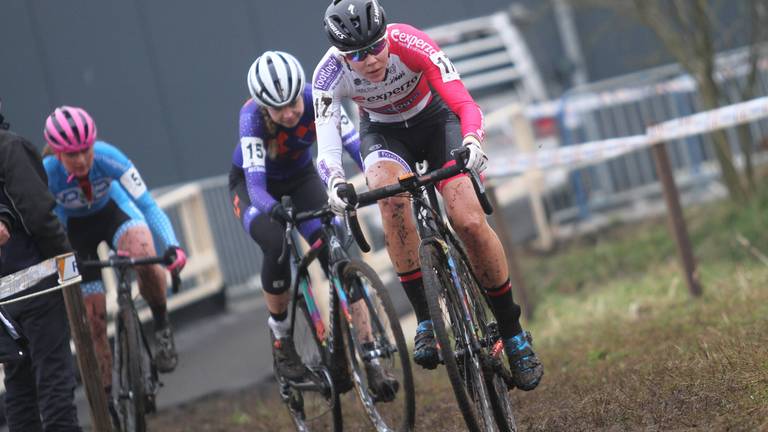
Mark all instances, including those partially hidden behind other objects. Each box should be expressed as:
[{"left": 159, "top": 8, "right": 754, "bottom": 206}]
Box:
[
  {"left": 284, "top": 285, "right": 343, "bottom": 432},
  {"left": 116, "top": 307, "right": 147, "bottom": 432},
  {"left": 420, "top": 241, "right": 498, "bottom": 432},
  {"left": 450, "top": 246, "right": 518, "bottom": 432},
  {"left": 339, "top": 260, "right": 415, "bottom": 432}
]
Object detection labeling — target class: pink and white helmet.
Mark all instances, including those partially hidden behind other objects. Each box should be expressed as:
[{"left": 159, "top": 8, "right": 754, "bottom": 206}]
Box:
[{"left": 44, "top": 106, "right": 97, "bottom": 153}]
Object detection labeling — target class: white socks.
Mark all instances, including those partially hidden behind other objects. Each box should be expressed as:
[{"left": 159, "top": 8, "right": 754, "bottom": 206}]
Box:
[{"left": 268, "top": 315, "right": 291, "bottom": 340}]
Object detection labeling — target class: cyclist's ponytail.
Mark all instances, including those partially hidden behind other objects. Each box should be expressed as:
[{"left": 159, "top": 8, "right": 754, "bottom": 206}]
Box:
[{"left": 259, "top": 106, "right": 280, "bottom": 159}]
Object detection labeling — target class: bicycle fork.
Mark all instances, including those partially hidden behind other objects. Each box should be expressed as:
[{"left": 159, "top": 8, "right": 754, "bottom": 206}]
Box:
[
  {"left": 115, "top": 297, "right": 161, "bottom": 413},
  {"left": 330, "top": 265, "right": 396, "bottom": 364},
  {"left": 436, "top": 240, "right": 483, "bottom": 358}
]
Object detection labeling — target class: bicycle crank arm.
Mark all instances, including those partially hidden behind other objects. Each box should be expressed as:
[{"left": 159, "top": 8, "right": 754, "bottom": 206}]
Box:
[
  {"left": 361, "top": 344, "right": 398, "bottom": 361},
  {"left": 285, "top": 378, "right": 322, "bottom": 390}
]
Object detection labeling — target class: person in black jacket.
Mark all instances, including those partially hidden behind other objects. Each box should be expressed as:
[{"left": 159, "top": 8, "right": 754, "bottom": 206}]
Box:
[{"left": 0, "top": 100, "right": 81, "bottom": 432}]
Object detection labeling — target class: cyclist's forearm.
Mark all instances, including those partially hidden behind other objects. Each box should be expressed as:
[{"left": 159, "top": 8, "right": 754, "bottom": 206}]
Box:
[
  {"left": 244, "top": 168, "right": 277, "bottom": 213},
  {"left": 138, "top": 196, "right": 179, "bottom": 251}
]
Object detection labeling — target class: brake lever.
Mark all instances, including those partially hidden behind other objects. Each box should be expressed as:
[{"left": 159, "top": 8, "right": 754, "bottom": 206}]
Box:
[
  {"left": 469, "top": 169, "right": 494, "bottom": 215},
  {"left": 345, "top": 208, "right": 371, "bottom": 253},
  {"left": 336, "top": 183, "right": 371, "bottom": 253},
  {"left": 277, "top": 222, "right": 293, "bottom": 265},
  {"left": 453, "top": 146, "right": 469, "bottom": 169},
  {"left": 453, "top": 147, "right": 492, "bottom": 214},
  {"left": 171, "top": 270, "right": 181, "bottom": 294}
]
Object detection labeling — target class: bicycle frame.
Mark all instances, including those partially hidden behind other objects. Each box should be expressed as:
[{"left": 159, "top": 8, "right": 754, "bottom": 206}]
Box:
[
  {"left": 284, "top": 210, "right": 388, "bottom": 358},
  {"left": 335, "top": 150, "right": 494, "bottom": 354},
  {"left": 80, "top": 253, "right": 179, "bottom": 429},
  {"left": 338, "top": 149, "right": 515, "bottom": 431},
  {"left": 407, "top": 176, "right": 487, "bottom": 357},
  {"left": 111, "top": 265, "right": 159, "bottom": 400}
]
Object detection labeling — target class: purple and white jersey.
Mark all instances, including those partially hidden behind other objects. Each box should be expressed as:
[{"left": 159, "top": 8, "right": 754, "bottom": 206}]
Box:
[{"left": 232, "top": 84, "right": 362, "bottom": 214}]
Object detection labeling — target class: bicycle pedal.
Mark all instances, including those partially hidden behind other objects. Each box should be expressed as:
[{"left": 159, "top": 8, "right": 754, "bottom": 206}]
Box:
[{"left": 286, "top": 375, "right": 312, "bottom": 386}]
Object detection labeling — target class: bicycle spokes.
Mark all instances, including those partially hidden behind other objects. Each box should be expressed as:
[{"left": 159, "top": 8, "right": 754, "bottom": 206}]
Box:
[
  {"left": 285, "top": 298, "right": 342, "bottom": 430},
  {"left": 340, "top": 261, "right": 415, "bottom": 432},
  {"left": 422, "top": 241, "right": 511, "bottom": 432}
]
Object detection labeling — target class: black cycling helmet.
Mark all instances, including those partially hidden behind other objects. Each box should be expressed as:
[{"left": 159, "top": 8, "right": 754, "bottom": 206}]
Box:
[{"left": 323, "top": 0, "right": 387, "bottom": 52}]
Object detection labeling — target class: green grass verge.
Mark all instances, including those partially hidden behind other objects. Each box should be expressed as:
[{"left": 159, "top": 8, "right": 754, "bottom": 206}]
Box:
[{"left": 511, "top": 186, "right": 768, "bottom": 431}]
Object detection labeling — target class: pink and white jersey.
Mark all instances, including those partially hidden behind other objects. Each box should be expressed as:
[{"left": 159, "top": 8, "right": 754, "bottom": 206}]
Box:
[{"left": 312, "top": 23, "right": 484, "bottom": 184}]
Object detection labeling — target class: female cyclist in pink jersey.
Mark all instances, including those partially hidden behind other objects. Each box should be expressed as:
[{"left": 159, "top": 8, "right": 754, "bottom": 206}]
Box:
[{"left": 313, "top": 0, "right": 543, "bottom": 392}]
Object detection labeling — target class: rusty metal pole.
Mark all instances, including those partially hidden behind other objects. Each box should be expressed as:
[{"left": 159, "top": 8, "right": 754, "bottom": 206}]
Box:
[
  {"left": 650, "top": 142, "right": 703, "bottom": 297},
  {"left": 61, "top": 282, "right": 113, "bottom": 431},
  {"left": 486, "top": 183, "right": 534, "bottom": 320}
]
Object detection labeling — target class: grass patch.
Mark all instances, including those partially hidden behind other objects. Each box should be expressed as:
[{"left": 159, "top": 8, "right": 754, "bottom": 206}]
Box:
[
  {"left": 514, "top": 261, "right": 768, "bottom": 431},
  {"left": 509, "top": 182, "right": 768, "bottom": 431}
]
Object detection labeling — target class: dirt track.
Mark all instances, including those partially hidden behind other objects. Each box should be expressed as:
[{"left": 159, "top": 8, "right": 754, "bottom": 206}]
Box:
[{"left": 149, "top": 262, "right": 768, "bottom": 431}]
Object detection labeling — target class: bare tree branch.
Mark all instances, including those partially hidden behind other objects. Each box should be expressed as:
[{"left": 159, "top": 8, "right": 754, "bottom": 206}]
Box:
[
  {"left": 693, "top": 0, "right": 716, "bottom": 78},
  {"left": 632, "top": 0, "right": 702, "bottom": 76},
  {"left": 741, "top": 0, "right": 768, "bottom": 100}
]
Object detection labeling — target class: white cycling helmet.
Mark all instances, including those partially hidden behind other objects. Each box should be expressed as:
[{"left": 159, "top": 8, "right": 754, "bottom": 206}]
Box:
[{"left": 247, "top": 51, "right": 305, "bottom": 108}]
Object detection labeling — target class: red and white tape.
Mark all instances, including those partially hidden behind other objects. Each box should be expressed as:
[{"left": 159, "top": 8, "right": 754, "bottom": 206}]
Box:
[{"left": 490, "top": 96, "right": 768, "bottom": 176}]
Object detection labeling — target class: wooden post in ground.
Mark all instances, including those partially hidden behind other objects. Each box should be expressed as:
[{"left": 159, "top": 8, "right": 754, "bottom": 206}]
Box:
[
  {"left": 509, "top": 105, "right": 554, "bottom": 251},
  {"left": 486, "top": 184, "right": 534, "bottom": 320},
  {"left": 61, "top": 282, "right": 113, "bottom": 431},
  {"left": 650, "top": 142, "right": 703, "bottom": 297}
]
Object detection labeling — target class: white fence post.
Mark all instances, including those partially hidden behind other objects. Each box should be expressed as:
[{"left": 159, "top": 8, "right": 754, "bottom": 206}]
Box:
[{"left": 508, "top": 104, "right": 555, "bottom": 251}]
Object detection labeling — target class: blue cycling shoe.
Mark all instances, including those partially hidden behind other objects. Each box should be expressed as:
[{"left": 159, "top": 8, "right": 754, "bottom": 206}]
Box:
[
  {"left": 413, "top": 320, "right": 440, "bottom": 370},
  {"left": 503, "top": 331, "right": 543, "bottom": 391}
]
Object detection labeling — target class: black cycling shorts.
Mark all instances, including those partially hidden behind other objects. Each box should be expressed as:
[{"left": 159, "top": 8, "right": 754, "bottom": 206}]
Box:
[
  {"left": 359, "top": 97, "right": 464, "bottom": 187},
  {"left": 67, "top": 200, "right": 142, "bottom": 284},
  {"left": 229, "top": 163, "right": 329, "bottom": 295}
]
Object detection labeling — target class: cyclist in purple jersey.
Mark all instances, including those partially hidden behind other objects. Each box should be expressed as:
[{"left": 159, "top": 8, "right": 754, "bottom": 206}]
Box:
[{"left": 230, "top": 51, "right": 397, "bottom": 394}]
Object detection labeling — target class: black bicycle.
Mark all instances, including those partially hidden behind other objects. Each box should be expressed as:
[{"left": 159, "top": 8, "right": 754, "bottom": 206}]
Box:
[
  {"left": 275, "top": 196, "right": 415, "bottom": 432},
  {"left": 81, "top": 253, "right": 180, "bottom": 432},
  {"left": 339, "top": 147, "right": 518, "bottom": 432}
]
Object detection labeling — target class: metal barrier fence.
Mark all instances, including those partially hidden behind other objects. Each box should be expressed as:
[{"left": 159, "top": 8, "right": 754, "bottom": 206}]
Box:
[{"left": 507, "top": 46, "right": 768, "bottom": 224}]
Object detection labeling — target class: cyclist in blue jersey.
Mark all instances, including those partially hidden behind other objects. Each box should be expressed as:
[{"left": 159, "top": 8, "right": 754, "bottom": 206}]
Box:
[
  {"left": 41, "top": 106, "right": 186, "bottom": 398},
  {"left": 230, "top": 51, "right": 397, "bottom": 395}
]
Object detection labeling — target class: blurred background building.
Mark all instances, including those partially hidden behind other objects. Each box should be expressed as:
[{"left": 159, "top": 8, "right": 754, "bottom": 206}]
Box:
[{"left": 3, "top": 0, "right": 747, "bottom": 186}]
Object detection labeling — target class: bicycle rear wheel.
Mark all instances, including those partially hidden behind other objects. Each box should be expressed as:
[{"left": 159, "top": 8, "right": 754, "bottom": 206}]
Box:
[
  {"left": 421, "top": 241, "right": 497, "bottom": 432},
  {"left": 282, "top": 281, "right": 343, "bottom": 432},
  {"left": 116, "top": 306, "right": 147, "bottom": 432},
  {"left": 339, "top": 260, "right": 415, "bottom": 432}
]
